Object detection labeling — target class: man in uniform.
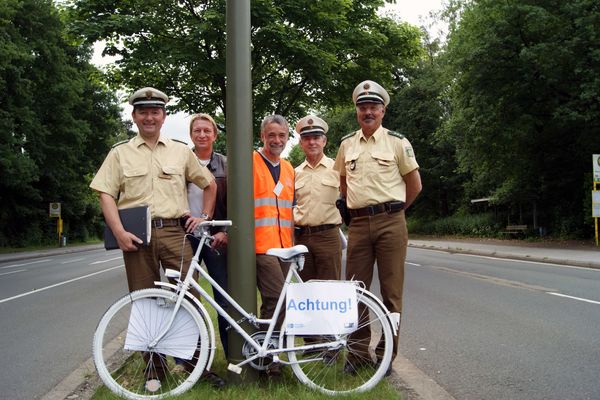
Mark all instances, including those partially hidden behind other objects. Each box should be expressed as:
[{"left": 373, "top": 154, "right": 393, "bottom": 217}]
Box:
[
  {"left": 90, "top": 87, "right": 218, "bottom": 392},
  {"left": 293, "top": 115, "right": 342, "bottom": 282},
  {"left": 253, "top": 114, "right": 295, "bottom": 378},
  {"left": 334, "top": 80, "right": 422, "bottom": 376}
]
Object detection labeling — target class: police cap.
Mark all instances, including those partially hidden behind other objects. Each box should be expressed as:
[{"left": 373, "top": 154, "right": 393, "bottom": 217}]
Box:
[
  {"left": 295, "top": 115, "right": 328, "bottom": 137},
  {"left": 352, "top": 80, "right": 390, "bottom": 107},
  {"left": 128, "top": 87, "right": 169, "bottom": 108}
]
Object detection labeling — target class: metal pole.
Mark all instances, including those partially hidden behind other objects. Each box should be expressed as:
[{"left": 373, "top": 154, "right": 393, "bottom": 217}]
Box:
[{"left": 226, "top": 0, "right": 257, "bottom": 383}]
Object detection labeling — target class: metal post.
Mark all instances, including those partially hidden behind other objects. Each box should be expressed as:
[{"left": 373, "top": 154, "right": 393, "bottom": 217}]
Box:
[{"left": 226, "top": 0, "right": 257, "bottom": 383}]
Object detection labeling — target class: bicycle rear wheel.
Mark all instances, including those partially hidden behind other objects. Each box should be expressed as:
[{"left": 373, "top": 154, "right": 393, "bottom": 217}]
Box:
[
  {"left": 287, "top": 291, "right": 393, "bottom": 395},
  {"left": 93, "top": 288, "right": 209, "bottom": 400}
]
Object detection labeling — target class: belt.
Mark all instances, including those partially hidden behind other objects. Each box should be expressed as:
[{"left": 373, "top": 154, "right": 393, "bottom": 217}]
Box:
[
  {"left": 151, "top": 218, "right": 181, "bottom": 228},
  {"left": 348, "top": 201, "right": 405, "bottom": 218},
  {"left": 295, "top": 224, "right": 338, "bottom": 235}
]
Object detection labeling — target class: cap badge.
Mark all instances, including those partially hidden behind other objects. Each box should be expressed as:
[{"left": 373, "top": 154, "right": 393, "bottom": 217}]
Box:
[
  {"left": 307, "top": 118, "right": 314, "bottom": 125},
  {"left": 145, "top": 90, "right": 153, "bottom": 99},
  {"left": 363, "top": 83, "right": 370, "bottom": 90}
]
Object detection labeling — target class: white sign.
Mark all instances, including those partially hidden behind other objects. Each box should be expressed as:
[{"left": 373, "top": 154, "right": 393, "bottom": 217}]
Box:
[
  {"left": 49, "top": 202, "right": 61, "bottom": 218},
  {"left": 594, "top": 154, "right": 600, "bottom": 182},
  {"left": 124, "top": 298, "right": 199, "bottom": 360},
  {"left": 593, "top": 191, "right": 600, "bottom": 218},
  {"left": 286, "top": 282, "right": 358, "bottom": 335}
]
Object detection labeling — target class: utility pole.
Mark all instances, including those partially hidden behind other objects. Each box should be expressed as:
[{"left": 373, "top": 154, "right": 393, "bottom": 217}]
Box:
[{"left": 226, "top": 0, "right": 258, "bottom": 382}]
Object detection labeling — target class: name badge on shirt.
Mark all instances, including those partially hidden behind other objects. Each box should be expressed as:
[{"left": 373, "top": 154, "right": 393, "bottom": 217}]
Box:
[{"left": 273, "top": 181, "right": 284, "bottom": 196}]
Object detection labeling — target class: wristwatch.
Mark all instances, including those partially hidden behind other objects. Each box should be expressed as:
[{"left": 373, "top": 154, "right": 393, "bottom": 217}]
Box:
[{"left": 199, "top": 212, "right": 210, "bottom": 220}]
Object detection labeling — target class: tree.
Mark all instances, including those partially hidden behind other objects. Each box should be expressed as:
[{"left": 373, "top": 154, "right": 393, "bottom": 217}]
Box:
[
  {"left": 443, "top": 0, "right": 600, "bottom": 236},
  {"left": 66, "top": 0, "right": 422, "bottom": 139},
  {"left": 0, "top": 0, "right": 125, "bottom": 246}
]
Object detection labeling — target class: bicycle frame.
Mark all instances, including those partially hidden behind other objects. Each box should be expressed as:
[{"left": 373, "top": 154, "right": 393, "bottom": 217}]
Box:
[{"left": 150, "top": 221, "right": 347, "bottom": 373}]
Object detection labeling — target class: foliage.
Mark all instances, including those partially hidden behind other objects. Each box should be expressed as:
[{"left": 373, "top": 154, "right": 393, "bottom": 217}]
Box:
[
  {"left": 442, "top": 0, "right": 600, "bottom": 236},
  {"left": 66, "top": 0, "right": 422, "bottom": 141},
  {"left": 286, "top": 143, "right": 305, "bottom": 168},
  {"left": 408, "top": 212, "right": 501, "bottom": 237},
  {"left": 0, "top": 0, "right": 125, "bottom": 246}
]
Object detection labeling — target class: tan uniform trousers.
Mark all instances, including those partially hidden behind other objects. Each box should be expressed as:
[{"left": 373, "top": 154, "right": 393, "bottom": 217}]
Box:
[
  {"left": 295, "top": 227, "right": 342, "bottom": 282},
  {"left": 256, "top": 254, "right": 290, "bottom": 331},
  {"left": 346, "top": 210, "right": 407, "bottom": 363},
  {"left": 122, "top": 225, "right": 197, "bottom": 380},
  {"left": 122, "top": 225, "right": 197, "bottom": 292}
]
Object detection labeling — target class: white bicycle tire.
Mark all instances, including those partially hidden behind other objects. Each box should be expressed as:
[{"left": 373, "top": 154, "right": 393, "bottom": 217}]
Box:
[
  {"left": 287, "top": 291, "right": 393, "bottom": 395},
  {"left": 93, "top": 288, "right": 210, "bottom": 400}
]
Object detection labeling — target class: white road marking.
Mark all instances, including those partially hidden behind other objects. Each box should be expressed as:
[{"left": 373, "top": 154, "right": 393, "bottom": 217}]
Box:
[
  {"left": 406, "top": 262, "right": 421, "bottom": 267},
  {"left": 90, "top": 257, "right": 122, "bottom": 265},
  {"left": 61, "top": 258, "right": 85, "bottom": 264},
  {"left": 0, "top": 259, "right": 52, "bottom": 270},
  {"left": 457, "top": 253, "right": 597, "bottom": 271},
  {"left": 547, "top": 292, "right": 600, "bottom": 305},
  {"left": 0, "top": 265, "right": 123, "bottom": 304},
  {"left": 0, "top": 269, "right": 26, "bottom": 276}
]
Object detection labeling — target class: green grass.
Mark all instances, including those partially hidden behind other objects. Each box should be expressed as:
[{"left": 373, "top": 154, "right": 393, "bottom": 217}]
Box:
[{"left": 91, "top": 278, "right": 401, "bottom": 399}]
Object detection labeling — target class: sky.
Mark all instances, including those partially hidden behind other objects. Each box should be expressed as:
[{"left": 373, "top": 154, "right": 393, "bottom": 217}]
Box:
[{"left": 93, "top": 0, "right": 445, "bottom": 148}]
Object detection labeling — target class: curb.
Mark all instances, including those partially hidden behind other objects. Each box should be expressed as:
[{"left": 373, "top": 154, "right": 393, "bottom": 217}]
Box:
[
  {"left": 391, "top": 355, "right": 456, "bottom": 400},
  {"left": 408, "top": 243, "right": 600, "bottom": 270}
]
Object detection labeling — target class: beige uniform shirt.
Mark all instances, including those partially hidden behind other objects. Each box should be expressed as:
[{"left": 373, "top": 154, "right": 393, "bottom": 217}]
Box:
[
  {"left": 293, "top": 156, "right": 342, "bottom": 226},
  {"left": 334, "top": 126, "right": 419, "bottom": 209},
  {"left": 90, "top": 135, "right": 214, "bottom": 219}
]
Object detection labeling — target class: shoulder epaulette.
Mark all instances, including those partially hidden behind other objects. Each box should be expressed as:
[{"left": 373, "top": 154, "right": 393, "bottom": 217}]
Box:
[
  {"left": 111, "top": 139, "right": 129, "bottom": 148},
  {"left": 340, "top": 131, "right": 358, "bottom": 143},
  {"left": 387, "top": 130, "right": 405, "bottom": 140},
  {"left": 172, "top": 138, "right": 189, "bottom": 146}
]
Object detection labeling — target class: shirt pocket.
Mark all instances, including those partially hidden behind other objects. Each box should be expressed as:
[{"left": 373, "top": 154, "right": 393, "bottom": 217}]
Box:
[
  {"left": 344, "top": 151, "right": 361, "bottom": 181},
  {"left": 320, "top": 175, "right": 340, "bottom": 205},
  {"left": 369, "top": 151, "right": 397, "bottom": 181},
  {"left": 122, "top": 167, "right": 148, "bottom": 199},
  {"left": 159, "top": 166, "right": 185, "bottom": 197}
]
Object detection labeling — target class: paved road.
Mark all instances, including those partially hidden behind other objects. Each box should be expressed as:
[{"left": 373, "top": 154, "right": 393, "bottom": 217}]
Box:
[
  {"left": 0, "top": 249, "right": 128, "bottom": 400},
  {"left": 399, "top": 247, "right": 600, "bottom": 400}
]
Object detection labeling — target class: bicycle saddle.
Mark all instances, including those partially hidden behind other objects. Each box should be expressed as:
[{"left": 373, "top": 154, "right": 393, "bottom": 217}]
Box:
[{"left": 266, "top": 245, "right": 308, "bottom": 261}]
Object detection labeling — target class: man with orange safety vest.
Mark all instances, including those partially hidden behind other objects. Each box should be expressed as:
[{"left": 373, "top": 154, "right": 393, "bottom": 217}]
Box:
[{"left": 253, "top": 114, "right": 294, "bottom": 379}]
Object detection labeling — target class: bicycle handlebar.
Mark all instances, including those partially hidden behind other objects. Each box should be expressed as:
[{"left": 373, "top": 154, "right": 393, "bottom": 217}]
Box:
[{"left": 198, "top": 220, "right": 232, "bottom": 227}]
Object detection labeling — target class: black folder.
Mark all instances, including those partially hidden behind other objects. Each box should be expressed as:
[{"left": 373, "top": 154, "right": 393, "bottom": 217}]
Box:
[{"left": 104, "top": 206, "right": 151, "bottom": 250}]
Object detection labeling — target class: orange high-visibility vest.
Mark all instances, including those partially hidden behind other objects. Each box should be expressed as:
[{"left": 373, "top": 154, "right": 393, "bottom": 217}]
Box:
[{"left": 253, "top": 151, "right": 294, "bottom": 253}]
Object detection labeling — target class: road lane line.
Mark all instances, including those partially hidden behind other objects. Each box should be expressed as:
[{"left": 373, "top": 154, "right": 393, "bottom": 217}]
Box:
[
  {"left": 425, "top": 264, "right": 556, "bottom": 293},
  {"left": 0, "top": 269, "right": 26, "bottom": 276},
  {"left": 406, "top": 262, "right": 421, "bottom": 267},
  {"left": 450, "top": 253, "right": 598, "bottom": 271},
  {"left": 547, "top": 292, "right": 600, "bottom": 305},
  {"left": 90, "top": 257, "right": 122, "bottom": 265},
  {"left": 60, "top": 258, "right": 85, "bottom": 264},
  {"left": 0, "top": 259, "right": 53, "bottom": 270},
  {"left": 0, "top": 265, "right": 123, "bottom": 304}
]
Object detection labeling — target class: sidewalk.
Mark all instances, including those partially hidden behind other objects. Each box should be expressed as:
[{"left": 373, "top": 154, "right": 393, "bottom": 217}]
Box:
[
  {"left": 0, "top": 243, "right": 105, "bottom": 264},
  {"left": 409, "top": 238, "right": 600, "bottom": 269}
]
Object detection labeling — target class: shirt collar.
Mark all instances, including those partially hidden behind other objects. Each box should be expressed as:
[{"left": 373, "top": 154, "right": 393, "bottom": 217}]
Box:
[
  {"left": 132, "top": 134, "right": 168, "bottom": 147},
  {"left": 358, "top": 125, "right": 385, "bottom": 142}
]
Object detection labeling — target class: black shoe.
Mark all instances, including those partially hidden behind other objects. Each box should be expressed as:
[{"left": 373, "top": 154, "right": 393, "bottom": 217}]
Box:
[
  {"left": 375, "top": 360, "right": 393, "bottom": 377},
  {"left": 266, "top": 362, "right": 282, "bottom": 383},
  {"left": 201, "top": 371, "right": 226, "bottom": 389},
  {"left": 343, "top": 361, "right": 358, "bottom": 375}
]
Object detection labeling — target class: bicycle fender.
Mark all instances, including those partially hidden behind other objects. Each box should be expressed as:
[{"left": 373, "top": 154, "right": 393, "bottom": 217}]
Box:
[
  {"left": 154, "top": 281, "right": 217, "bottom": 370},
  {"left": 356, "top": 288, "right": 401, "bottom": 335}
]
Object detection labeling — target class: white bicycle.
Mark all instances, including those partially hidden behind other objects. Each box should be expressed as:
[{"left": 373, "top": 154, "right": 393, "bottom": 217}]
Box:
[{"left": 93, "top": 220, "right": 399, "bottom": 399}]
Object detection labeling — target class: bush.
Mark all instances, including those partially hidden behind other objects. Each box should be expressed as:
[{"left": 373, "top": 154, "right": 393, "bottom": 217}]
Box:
[{"left": 408, "top": 212, "right": 501, "bottom": 237}]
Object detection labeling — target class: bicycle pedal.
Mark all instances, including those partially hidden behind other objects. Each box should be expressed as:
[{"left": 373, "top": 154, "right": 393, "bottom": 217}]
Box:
[{"left": 227, "top": 364, "right": 242, "bottom": 374}]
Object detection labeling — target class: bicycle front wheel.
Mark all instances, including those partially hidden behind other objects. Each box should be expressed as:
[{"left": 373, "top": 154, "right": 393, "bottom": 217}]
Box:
[
  {"left": 287, "top": 291, "right": 393, "bottom": 395},
  {"left": 93, "top": 288, "right": 209, "bottom": 400}
]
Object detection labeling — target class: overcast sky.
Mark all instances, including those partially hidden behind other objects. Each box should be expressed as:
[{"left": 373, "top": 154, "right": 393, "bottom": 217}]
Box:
[{"left": 93, "top": 0, "right": 444, "bottom": 147}]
